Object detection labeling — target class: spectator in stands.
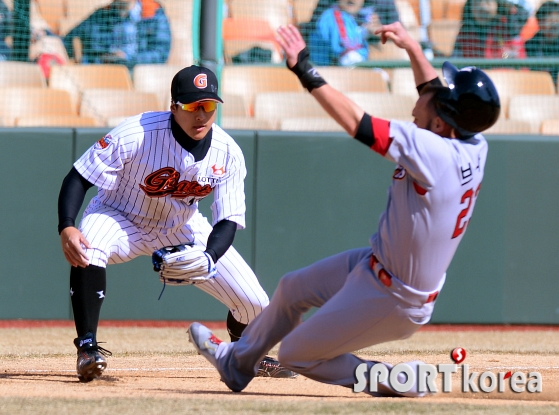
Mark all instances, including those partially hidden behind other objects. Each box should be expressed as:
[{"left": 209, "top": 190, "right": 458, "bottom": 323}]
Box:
[
  {"left": 308, "top": 0, "right": 372, "bottom": 65},
  {"left": 526, "top": 1, "right": 559, "bottom": 82},
  {"left": 453, "top": 0, "right": 530, "bottom": 58},
  {"left": 63, "top": 0, "right": 170, "bottom": 70},
  {"left": 526, "top": 1, "right": 559, "bottom": 55},
  {"left": 0, "top": 0, "right": 11, "bottom": 61},
  {"left": 300, "top": 0, "right": 399, "bottom": 43},
  {"left": 30, "top": 0, "right": 69, "bottom": 78}
]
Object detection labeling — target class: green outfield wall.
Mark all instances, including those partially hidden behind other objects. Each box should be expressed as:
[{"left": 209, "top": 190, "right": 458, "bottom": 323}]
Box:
[{"left": 1, "top": 128, "right": 558, "bottom": 324}]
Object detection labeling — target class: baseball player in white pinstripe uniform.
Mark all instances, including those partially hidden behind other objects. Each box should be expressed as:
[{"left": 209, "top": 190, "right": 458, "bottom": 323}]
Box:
[
  {"left": 188, "top": 23, "right": 501, "bottom": 397},
  {"left": 58, "top": 66, "right": 296, "bottom": 382}
]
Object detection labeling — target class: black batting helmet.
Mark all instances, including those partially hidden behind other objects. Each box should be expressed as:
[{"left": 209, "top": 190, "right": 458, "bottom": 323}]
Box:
[{"left": 434, "top": 62, "right": 500, "bottom": 139}]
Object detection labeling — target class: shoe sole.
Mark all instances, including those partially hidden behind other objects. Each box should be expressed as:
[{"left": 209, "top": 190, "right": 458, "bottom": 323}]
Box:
[{"left": 77, "top": 360, "right": 107, "bottom": 382}]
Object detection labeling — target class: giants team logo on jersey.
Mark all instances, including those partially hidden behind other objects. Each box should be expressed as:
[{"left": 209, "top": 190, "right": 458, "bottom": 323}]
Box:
[
  {"left": 211, "top": 164, "right": 226, "bottom": 176},
  {"left": 193, "top": 74, "right": 207, "bottom": 89},
  {"left": 95, "top": 134, "right": 113, "bottom": 150},
  {"left": 393, "top": 165, "right": 406, "bottom": 180},
  {"left": 139, "top": 167, "right": 213, "bottom": 200}
]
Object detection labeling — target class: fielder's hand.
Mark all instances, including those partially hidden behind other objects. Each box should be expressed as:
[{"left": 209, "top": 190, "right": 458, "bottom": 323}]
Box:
[
  {"left": 60, "top": 226, "right": 90, "bottom": 268},
  {"left": 152, "top": 245, "right": 217, "bottom": 285}
]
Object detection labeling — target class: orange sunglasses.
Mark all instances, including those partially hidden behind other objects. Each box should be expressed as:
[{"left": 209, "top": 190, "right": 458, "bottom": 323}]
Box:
[{"left": 176, "top": 101, "right": 218, "bottom": 113}]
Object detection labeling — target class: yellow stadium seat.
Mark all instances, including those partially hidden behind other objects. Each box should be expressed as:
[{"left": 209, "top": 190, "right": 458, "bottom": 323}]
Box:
[
  {"left": 0, "top": 87, "right": 74, "bottom": 126},
  {"left": 220, "top": 116, "right": 277, "bottom": 130},
  {"left": 280, "top": 117, "right": 345, "bottom": 132},
  {"left": 368, "top": 41, "right": 410, "bottom": 61},
  {"left": 133, "top": 64, "right": 185, "bottom": 110},
  {"left": 509, "top": 95, "right": 559, "bottom": 125},
  {"left": 292, "top": 0, "right": 319, "bottom": 24},
  {"left": 220, "top": 93, "right": 251, "bottom": 117},
  {"left": 0, "top": 61, "right": 46, "bottom": 88},
  {"left": 389, "top": 67, "right": 443, "bottom": 97},
  {"left": 79, "top": 89, "right": 160, "bottom": 126},
  {"left": 228, "top": 0, "right": 293, "bottom": 31},
  {"left": 222, "top": 17, "right": 283, "bottom": 64},
  {"left": 541, "top": 120, "right": 559, "bottom": 135},
  {"left": 50, "top": 64, "right": 133, "bottom": 112},
  {"left": 16, "top": 115, "right": 97, "bottom": 127},
  {"left": 221, "top": 66, "right": 303, "bottom": 114},
  {"left": 316, "top": 67, "right": 389, "bottom": 93},
  {"left": 346, "top": 92, "right": 416, "bottom": 121},
  {"left": 36, "top": 0, "right": 65, "bottom": 34},
  {"left": 59, "top": 0, "right": 112, "bottom": 36},
  {"left": 483, "top": 118, "right": 536, "bottom": 135},
  {"left": 429, "top": 19, "right": 461, "bottom": 57},
  {"left": 160, "top": 0, "right": 195, "bottom": 66},
  {"left": 484, "top": 70, "right": 556, "bottom": 117},
  {"left": 446, "top": 0, "right": 466, "bottom": 20},
  {"left": 253, "top": 92, "right": 328, "bottom": 123},
  {"left": 431, "top": 0, "right": 446, "bottom": 20}
]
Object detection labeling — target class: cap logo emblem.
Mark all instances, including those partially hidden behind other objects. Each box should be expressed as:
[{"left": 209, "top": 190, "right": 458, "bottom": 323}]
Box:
[{"left": 194, "top": 74, "right": 207, "bottom": 89}]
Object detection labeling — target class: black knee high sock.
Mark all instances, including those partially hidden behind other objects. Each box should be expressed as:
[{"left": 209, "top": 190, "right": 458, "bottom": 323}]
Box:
[
  {"left": 227, "top": 310, "right": 248, "bottom": 342},
  {"left": 70, "top": 265, "right": 106, "bottom": 338}
]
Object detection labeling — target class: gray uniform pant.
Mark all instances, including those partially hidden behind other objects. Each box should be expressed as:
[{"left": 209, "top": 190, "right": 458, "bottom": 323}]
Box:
[{"left": 213, "top": 247, "right": 436, "bottom": 392}]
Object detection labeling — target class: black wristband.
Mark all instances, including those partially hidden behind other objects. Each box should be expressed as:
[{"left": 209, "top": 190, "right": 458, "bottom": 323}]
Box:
[{"left": 287, "top": 48, "right": 327, "bottom": 93}]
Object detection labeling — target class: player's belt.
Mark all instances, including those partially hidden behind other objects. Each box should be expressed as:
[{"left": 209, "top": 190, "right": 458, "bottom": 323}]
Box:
[{"left": 370, "top": 255, "right": 439, "bottom": 304}]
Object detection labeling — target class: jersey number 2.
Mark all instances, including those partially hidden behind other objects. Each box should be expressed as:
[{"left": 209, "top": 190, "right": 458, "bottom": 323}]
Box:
[{"left": 452, "top": 184, "right": 481, "bottom": 239}]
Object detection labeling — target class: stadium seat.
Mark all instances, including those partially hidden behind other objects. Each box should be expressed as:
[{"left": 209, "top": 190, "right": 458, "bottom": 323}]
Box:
[
  {"left": 429, "top": 19, "right": 461, "bottom": 56},
  {"left": 222, "top": 17, "right": 283, "bottom": 64},
  {"left": 396, "top": 0, "right": 420, "bottom": 40},
  {"left": 508, "top": 95, "right": 559, "bottom": 130},
  {"left": 292, "top": 0, "right": 318, "bottom": 24},
  {"left": 16, "top": 115, "right": 97, "bottom": 127},
  {"left": 0, "top": 87, "right": 74, "bottom": 126},
  {"left": 221, "top": 66, "right": 303, "bottom": 114},
  {"left": 253, "top": 92, "right": 329, "bottom": 123},
  {"left": 346, "top": 92, "right": 416, "bottom": 121},
  {"left": 316, "top": 67, "right": 389, "bottom": 93},
  {"left": 446, "top": 0, "right": 466, "bottom": 20},
  {"left": 389, "top": 67, "right": 443, "bottom": 97},
  {"left": 484, "top": 70, "right": 556, "bottom": 117},
  {"left": 220, "top": 116, "right": 277, "bottom": 130},
  {"left": 160, "top": 0, "right": 195, "bottom": 66},
  {"left": 540, "top": 120, "right": 559, "bottom": 135},
  {"left": 483, "top": 118, "right": 536, "bottom": 135},
  {"left": 133, "top": 64, "right": 184, "bottom": 110},
  {"left": 0, "top": 61, "right": 46, "bottom": 88},
  {"left": 59, "top": 0, "right": 112, "bottom": 36},
  {"left": 79, "top": 89, "right": 160, "bottom": 126},
  {"left": 220, "top": 93, "right": 251, "bottom": 117},
  {"left": 228, "top": 0, "right": 293, "bottom": 31},
  {"left": 431, "top": 0, "right": 447, "bottom": 20},
  {"left": 368, "top": 41, "right": 410, "bottom": 61},
  {"left": 280, "top": 117, "right": 345, "bottom": 132},
  {"left": 36, "top": 0, "right": 65, "bottom": 34},
  {"left": 50, "top": 64, "right": 133, "bottom": 112}
]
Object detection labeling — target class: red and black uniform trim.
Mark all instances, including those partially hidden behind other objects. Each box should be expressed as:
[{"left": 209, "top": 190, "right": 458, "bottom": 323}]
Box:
[{"left": 354, "top": 113, "right": 392, "bottom": 156}]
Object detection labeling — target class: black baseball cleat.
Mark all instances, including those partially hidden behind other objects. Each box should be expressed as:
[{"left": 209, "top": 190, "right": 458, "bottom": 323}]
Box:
[
  {"left": 256, "top": 356, "right": 298, "bottom": 379},
  {"left": 73, "top": 332, "right": 112, "bottom": 382}
]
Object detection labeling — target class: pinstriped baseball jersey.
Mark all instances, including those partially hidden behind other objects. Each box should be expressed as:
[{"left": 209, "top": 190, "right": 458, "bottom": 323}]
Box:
[
  {"left": 74, "top": 111, "right": 246, "bottom": 236},
  {"left": 368, "top": 118, "right": 488, "bottom": 292},
  {"left": 74, "top": 110, "right": 269, "bottom": 324}
]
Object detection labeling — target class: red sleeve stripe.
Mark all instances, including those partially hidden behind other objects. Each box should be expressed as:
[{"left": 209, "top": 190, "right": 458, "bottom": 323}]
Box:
[{"left": 371, "top": 117, "right": 392, "bottom": 156}]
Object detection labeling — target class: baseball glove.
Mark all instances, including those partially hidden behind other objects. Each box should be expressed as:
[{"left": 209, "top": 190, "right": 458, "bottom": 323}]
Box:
[{"left": 152, "top": 244, "right": 217, "bottom": 285}]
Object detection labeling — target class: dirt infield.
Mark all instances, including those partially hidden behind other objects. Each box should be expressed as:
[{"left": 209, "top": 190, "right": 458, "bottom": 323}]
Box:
[{"left": 0, "top": 323, "right": 558, "bottom": 414}]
